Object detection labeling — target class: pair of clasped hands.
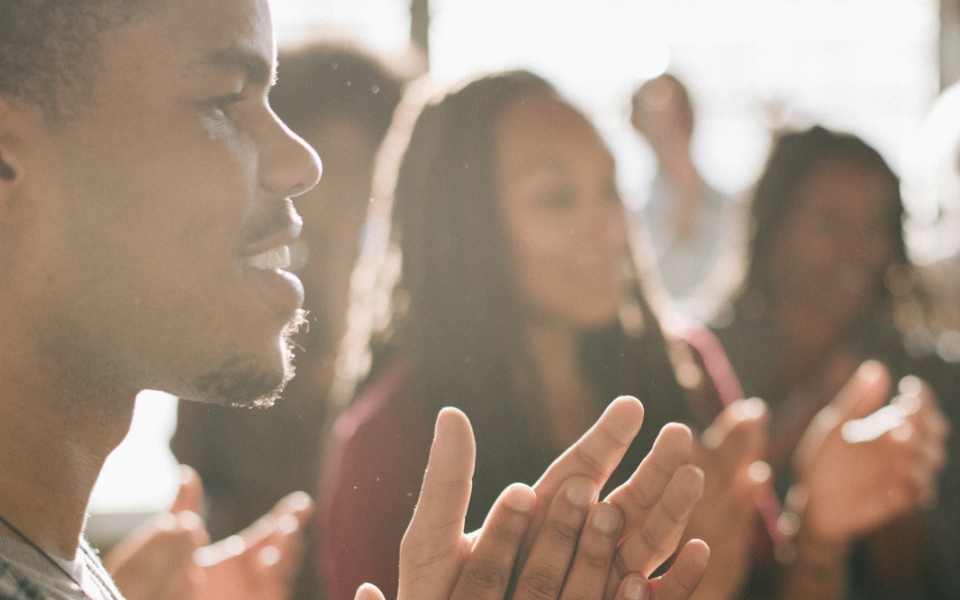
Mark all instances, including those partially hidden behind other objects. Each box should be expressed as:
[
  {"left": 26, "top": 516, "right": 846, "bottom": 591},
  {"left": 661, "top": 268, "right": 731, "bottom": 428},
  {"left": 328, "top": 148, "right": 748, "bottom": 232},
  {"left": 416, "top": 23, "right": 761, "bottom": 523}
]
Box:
[{"left": 106, "top": 396, "right": 710, "bottom": 600}]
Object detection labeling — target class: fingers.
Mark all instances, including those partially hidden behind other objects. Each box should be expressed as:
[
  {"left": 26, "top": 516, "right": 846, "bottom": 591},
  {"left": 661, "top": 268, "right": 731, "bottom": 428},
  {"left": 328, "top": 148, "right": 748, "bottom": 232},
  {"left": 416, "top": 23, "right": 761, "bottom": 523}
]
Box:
[
  {"left": 194, "top": 492, "right": 312, "bottom": 600},
  {"left": 559, "top": 502, "right": 624, "bottom": 600},
  {"left": 447, "top": 484, "right": 536, "bottom": 600},
  {"left": 512, "top": 477, "right": 598, "bottom": 600},
  {"left": 533, "top": 396, "right": 645, "bottom": 505},
  {"left": 522, "top": 397, "right": 643, "bottom": 570},
  {"left": 169, "top": 465, "right": 204, "bottom": 515},
  {"left": 830, "top": 360, "right": 891, "bottom": 422},
  {"left": 890, "top": 377, "right": 949, "bottom": 506},
  {"left": 613, "top": 574, "right": 651, "bottom": 600},
  {"left": 196, "top": 492, "right": 313, "bottom": 600},
  {"left": 700, "top": 398, "right": 767, "bottom": 461},
  {"left": 839, "top": 376, "right": 949, "bottom": 510},
  {"left": 251, "top": 491, "right": 314, "bottom": 579},
  {"left": 105, "top": 511, "right": 207, "bottom": 600},
  {"left": 649, "top": 540, "right": 710, "bottom": 600},
  {"left": 795, "top": 361, "right": 890, "bottom": 470},
  {"left": 398, "top": 408, "right": 476, "bottom": 599},
  {"left": 605, "top": 423, "right": 693, "bottom": 540},
  {"left": 612, "top": 464, "right": 704, "bottom": 578},
  {"left": 513, "top": 478, "right": 596, "bottom": 600},
  {"left": 702, "top": 398, "right": 771, "bottom": 518},
  {"left": 896, "top": 377, "right": 949, "bottom": 468}
]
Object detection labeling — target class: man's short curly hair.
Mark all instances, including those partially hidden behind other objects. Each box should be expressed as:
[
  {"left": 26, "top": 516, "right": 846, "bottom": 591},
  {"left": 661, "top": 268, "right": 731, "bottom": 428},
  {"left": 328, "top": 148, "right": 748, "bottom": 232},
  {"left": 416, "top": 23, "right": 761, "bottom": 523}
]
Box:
[{"left": 0, "top": 0, "right": 152, "bottom": 125}]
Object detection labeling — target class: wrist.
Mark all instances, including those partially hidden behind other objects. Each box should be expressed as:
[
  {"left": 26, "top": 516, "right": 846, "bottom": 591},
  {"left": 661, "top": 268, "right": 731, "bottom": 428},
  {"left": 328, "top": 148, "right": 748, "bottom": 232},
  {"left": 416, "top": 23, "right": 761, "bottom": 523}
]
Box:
[{"left": 774, "top": 484, "right": 849, "bottom": 581}]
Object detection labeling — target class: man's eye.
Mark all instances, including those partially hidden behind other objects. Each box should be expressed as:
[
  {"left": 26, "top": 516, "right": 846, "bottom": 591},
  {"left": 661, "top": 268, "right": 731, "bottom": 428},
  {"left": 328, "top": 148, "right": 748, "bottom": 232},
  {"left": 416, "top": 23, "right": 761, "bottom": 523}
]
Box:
[{"left": 205, "top": 93, "right": 245, "bottom": 117}]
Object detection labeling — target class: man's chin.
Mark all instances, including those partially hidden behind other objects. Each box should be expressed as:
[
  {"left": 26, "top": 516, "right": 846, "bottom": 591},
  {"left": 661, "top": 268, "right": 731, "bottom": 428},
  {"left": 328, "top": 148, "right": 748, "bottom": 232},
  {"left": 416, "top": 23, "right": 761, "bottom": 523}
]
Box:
[
  {"left": 184, "top": 314, "right": 304, "bottom": 407},
  {"left": 191, "top": 347, "right": 299, "bottom": 408},
  {"left": 189, "top": 358, "right": 294, "bottom": 408}
]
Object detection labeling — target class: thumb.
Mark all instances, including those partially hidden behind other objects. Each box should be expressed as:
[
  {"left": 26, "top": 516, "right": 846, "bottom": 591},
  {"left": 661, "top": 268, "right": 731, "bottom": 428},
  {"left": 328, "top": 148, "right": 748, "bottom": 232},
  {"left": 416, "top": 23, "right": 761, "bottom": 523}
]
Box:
[
  {"left": 397, "top": 408, "right": 475, "bottom": 598},
  {"left": 829, "top": 360, "right": 891, "bottom": 423},
  {"left": 170, "top": 465, "right": 204, "bottom": 515},
  {"left": 701, "top": 397, "right": 768, "bottom": 460},
  {"left": 795, "top": 361, "right": 891, "bottom": 472}
]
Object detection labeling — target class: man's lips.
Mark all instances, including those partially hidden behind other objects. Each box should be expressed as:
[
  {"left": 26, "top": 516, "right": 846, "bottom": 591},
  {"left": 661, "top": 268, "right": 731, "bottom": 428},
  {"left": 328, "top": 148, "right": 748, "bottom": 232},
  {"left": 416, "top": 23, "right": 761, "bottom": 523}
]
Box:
[
  {"left": 242, "top": 247, "right": 305, "bottom": 314},
  {"left": 240, "top": 215, "right": 305, "bottom": 314}
]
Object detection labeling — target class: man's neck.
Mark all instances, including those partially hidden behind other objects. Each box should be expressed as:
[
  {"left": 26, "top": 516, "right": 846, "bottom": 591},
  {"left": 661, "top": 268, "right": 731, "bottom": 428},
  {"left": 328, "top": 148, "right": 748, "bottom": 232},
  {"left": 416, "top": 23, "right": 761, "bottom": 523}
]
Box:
[{"left": 0, "top": 380, "right": 136, "bottom": 559}]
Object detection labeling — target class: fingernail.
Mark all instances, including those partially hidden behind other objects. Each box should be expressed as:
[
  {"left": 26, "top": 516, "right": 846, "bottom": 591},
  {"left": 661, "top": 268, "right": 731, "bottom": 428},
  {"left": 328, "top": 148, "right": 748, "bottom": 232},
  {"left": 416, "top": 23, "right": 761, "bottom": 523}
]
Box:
[
  {"left": 859, "top": 360, "right": 884, "bottom": 382},
  {"left": 737, "top": 397, "right": 767, "bottom": 420},
  {"left": 155, "top": 512, "right": 178, "bottom": 532},
  {"left": 179, "top": 465, "right": 195, "bottom": 484},
  {"left": 177, "top": 511, "right": 203, "bottom": 530},
  {"left": 748, "top": 460, "right": 771, "bottom": 483},
  {"left": 259, "top": 545, "right": 281, "bottom": 566},
  {"left": 565, "top": 478, "right": 595, "bottom": 507},
  {"left": 277, "top": 514, "right": 299, "bottom": 534},
  {"left": 898, "top": 375, "right": 922, "bottom": 396},
  {"left": 504, "top": 484, "right": 535, "bottom": 513},
  {"left": 623, "top": 574, "right": 649, "bottom": 600},
  {"left": 591, "top": 504, "right": 622, "bottom": 534},
  {"left": 285, "top": 491, "right": 313, "bottom": 511}
]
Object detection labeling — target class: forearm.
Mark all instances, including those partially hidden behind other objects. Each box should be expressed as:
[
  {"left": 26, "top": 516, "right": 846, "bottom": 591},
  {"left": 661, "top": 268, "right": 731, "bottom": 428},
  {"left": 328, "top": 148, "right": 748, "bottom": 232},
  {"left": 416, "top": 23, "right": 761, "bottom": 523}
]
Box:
[{"left": 775, "top": 530, "right": 849, "bottom": 600}]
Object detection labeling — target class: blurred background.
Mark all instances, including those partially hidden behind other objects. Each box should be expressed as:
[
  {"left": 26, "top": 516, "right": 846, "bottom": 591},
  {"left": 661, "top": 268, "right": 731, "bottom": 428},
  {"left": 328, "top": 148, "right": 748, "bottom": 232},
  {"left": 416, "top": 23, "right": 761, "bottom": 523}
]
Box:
[{"left": 89, "top": 0, "right": 959, "bottom": 541}]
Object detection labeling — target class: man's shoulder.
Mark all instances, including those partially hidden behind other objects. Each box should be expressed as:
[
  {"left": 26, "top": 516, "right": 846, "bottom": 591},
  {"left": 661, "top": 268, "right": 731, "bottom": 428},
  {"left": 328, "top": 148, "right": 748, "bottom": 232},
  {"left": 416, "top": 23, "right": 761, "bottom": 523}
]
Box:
[{"left": 0, "top": 556, "right": 47, "bottom": 600}]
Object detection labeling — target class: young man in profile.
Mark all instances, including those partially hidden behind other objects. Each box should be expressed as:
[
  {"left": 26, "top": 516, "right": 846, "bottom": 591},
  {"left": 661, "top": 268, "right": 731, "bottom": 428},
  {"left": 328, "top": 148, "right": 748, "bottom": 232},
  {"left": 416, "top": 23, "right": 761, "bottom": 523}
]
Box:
[{"left": 0, "top": 1, "right": 708, "bottom": 599}]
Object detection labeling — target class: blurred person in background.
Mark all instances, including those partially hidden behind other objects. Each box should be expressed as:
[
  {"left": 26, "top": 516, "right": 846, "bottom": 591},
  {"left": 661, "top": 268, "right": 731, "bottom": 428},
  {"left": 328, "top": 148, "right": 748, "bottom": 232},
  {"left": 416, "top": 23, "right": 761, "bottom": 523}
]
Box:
[
  {"left": 907, "top": 82, "right": 960, "bottom": 347},
  {"left": 711, "top": 125, "right": 951, "bottom": 599},
  {"left": 629, "top": 74, "right": 746, "bottom": 321},
  {"left": 318, "top": 70, "right": 773, "bottom": 600}
]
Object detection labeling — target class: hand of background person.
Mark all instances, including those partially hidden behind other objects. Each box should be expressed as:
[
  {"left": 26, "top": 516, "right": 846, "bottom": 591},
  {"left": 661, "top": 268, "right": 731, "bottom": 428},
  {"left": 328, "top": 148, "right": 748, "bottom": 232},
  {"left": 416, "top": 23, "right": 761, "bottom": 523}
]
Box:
[
  {"left": 792, "top": 361, "right": 949, "bottom": 546},
  {"left": 105, "top": 466, "right": 313, "bottom": 600},
  {"left": 684, "top": 398, "right": 769, "bottom": 600},
  {"left": 359, "top": 397, "right": 709, "bottom": 600}
]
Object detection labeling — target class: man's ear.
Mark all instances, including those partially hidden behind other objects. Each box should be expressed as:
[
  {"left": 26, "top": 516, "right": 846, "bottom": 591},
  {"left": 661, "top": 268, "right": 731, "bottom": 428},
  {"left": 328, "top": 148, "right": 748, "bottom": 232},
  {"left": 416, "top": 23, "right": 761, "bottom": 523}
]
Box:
[{"left": 0, "top": 94, "right": 32, "bottom": 227}]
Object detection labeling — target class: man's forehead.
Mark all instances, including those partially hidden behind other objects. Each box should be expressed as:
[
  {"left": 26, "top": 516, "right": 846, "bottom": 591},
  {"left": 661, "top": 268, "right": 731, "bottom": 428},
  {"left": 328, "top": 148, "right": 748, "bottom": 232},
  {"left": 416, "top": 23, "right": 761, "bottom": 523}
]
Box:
[{"left": 110, "top": 0, "right": 275, "bottom": 80}]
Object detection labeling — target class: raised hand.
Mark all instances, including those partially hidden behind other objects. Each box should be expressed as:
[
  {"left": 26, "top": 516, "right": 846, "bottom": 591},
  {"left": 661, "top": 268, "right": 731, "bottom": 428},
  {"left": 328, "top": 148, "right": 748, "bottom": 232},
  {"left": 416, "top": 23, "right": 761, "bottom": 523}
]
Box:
[
  {"left": 793, "top": 361, "right": 949, "bottom": 545},
  {"left": 684, "top": 398, "right": 769, "bottom": 600},
  {"left": 522, "top": 397, "right": 705, "bottom": 582},
  {"left": 195, "top": 490, "right": 313, "bottom": 600},
  {"left": 105, "top": 465, "right": 313, "bottom": 600},
  {"left": 105, "top": 466, "right": 208, "bottom": 600},
  {"left": 387, "top": 398, "right": 708, "bottom": 600}
]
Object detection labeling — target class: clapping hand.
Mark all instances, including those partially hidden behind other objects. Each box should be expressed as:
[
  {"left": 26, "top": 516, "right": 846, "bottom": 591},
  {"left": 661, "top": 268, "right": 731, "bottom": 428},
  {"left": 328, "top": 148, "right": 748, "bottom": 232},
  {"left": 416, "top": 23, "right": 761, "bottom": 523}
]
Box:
[
  {"left": 370, "top": 397, "right": 710, "bottom": 600},
  {"left": 105, "top": 466, "right": 313, "bottom": 600}
]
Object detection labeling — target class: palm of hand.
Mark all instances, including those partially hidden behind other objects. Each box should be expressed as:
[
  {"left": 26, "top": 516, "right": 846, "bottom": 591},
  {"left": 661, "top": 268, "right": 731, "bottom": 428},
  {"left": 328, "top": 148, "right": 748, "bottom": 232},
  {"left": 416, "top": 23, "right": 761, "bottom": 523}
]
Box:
[
  {"left": 685, "top": 398, "right": 768, "bottom": 600},
  {"left": 106, "top": 467, "right": 313, "bottom": 600},
  {"left": 798, "top": 424, "right": 914, "bottom": 543},
  {"left": 794, "top": 363, "right": 947, "bottom": 545}
]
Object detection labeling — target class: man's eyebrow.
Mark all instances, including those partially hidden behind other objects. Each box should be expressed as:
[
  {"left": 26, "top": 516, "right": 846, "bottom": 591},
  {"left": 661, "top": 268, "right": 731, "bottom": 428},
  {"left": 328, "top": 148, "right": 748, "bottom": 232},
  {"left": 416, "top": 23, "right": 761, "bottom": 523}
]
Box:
[
  {"left": 189, "top": 47, "right": 274, "bottom": 87},
  {"left": 506, "top": 156, "right": 565, "bottom": 178}
]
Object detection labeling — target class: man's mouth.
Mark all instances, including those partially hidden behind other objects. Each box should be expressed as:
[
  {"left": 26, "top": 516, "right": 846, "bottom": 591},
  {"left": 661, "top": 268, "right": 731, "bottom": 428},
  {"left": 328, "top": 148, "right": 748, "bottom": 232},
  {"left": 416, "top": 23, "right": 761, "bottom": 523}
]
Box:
[{"left": 244, "top": 245, "right": 292, "bottom": 270}]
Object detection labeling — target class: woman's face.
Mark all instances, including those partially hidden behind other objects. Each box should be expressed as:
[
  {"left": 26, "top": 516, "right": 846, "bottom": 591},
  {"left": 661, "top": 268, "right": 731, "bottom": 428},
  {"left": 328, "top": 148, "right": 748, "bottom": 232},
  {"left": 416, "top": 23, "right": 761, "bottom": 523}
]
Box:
[
  {"left": 770, "top": 156, "right": 898, "bottom": 329},
  {"left": 494, "top": 91, "right": 629, "bottom": 330}
]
